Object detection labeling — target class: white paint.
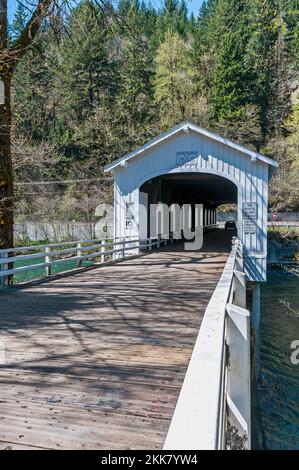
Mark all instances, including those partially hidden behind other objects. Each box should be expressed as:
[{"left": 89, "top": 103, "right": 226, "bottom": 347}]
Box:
[
  {"left": 0, "top": 80, "right": 4, "bottom": 105},
  {"left": 0, "top": 236, "right": 144, "bottom": 282},
  {"left": 104, "top": 121, "right": 277, "bottom": 172},
  {"left": 105, "top": 122, "right": 276, "bottom": 281}
]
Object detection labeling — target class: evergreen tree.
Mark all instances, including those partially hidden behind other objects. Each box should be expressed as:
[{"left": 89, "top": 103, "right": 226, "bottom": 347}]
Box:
[
  {"left": 211, "top": 0, "right": 252, "bottom": 121},
  {"left": 53, "top": 2, "right": 116, "bottom": 147},
  {"left": 11, "top": 2, "right": 27, "bottom": 39},
  {"left": 156, "top": 0, "right": 189, "bottom": 39},
  {"left": 9, "top": 0, "right": 299, "bottom": 218},
  {"left": 154, "top": 32, "right": 196, "bottom": 128},
  {"left": 115, "top": 0, "right": 156, "bottom": 144}
]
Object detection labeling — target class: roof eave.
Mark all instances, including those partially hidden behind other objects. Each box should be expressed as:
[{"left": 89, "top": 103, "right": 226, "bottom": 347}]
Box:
[{"left": 104, "top": 121, "right": 278, "bottom": 173}]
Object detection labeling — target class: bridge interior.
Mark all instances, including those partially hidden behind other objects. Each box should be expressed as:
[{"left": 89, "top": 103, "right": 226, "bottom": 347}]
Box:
[
  {"left": 140, "top": 172, "right": 238, "bottom": 237},
  {"left": 0, "top": 229, "right": 234, "bottom": 450},
  {"left": 141, "top": 173, "right": 237, "bottom": 208}
]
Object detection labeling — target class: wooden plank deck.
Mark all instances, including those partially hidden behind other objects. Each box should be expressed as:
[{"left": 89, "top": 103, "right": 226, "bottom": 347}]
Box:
[{"left": 0, "top": 231, "right": 231, "bottom": 449}]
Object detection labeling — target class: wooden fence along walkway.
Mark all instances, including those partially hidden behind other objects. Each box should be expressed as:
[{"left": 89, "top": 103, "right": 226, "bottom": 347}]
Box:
[{"left": 0, "top": 232, "right": 230, "bottom": 450}]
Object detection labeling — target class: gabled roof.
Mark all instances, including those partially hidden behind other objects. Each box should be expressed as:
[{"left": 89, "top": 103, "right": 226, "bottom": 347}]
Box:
[{"left": 104, "top": 121, "right": 278, "bottom": 173}]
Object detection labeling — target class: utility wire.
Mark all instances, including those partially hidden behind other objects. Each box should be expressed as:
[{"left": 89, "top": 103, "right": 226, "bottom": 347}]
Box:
[{"left": 15, "top": 177, "right": 113, "bottom": 185}]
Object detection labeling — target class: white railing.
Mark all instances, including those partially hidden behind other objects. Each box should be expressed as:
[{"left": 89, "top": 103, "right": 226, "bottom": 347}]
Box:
[
  {"left": 164, "top": 237, "right": 251, "bottom": 450},
  {"left": 0, "top": 225, "right": 218, "bottom": 287},
  {"left": 0, "top": 235, "right": 170, "bottom": 287}
]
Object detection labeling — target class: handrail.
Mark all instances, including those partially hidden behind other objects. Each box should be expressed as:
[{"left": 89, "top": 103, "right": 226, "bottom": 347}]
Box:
[
  {"left": 164, "top": 237, "right": 251, "bottom": 450},
  {"left": 0, "top": 236, "right": 161, "bottom": 286},
  {"left": 0, "top": 235, "right": 138, "bottom": 254},
  {"left": 0, "top": 225, "right": 218, "bottom": 285}
]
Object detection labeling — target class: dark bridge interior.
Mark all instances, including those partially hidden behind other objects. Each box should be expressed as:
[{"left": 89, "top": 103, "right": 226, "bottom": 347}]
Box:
[{"left": 140, "top": 173, "right": 237, "bottom": 210}]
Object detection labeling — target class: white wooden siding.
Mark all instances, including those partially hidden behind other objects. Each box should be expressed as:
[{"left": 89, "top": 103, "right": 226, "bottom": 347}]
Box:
[{"left": 113, "top": 130, "right": 271, "bottom": 281}]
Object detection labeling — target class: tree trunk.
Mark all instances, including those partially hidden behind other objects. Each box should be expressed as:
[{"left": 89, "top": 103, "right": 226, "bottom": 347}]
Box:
[
  {"left": 0, "top": 72, "right": 13, "bottom": 251},
  {"left": 0, "top": 0, "right": 52, "bottom": 255},
  {"left": 0, "top": 0, "right": 13, "bottom": 255}
]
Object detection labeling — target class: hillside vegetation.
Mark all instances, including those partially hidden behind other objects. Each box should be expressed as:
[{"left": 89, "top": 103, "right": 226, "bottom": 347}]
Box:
[{"left": 11, "top": 0, "right": 299, "bottom": 224}]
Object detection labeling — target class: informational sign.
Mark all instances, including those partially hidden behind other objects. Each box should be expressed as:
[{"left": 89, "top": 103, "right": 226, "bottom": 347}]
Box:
[
  {"left": 125, "top": 202, "right": 134, "bottom": 229},
  {"left": 243, "top": 202, "right": 257, "bottom": 220},
  {"left": 176, "top": 151, "right": 198, "bottom": 167},
  {"left": 244, "top": 219, "right": 256, "bottom": 234}
]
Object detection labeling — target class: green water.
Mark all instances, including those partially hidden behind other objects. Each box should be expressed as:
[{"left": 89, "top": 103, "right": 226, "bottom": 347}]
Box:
[
  {"left": 14, "top": 258, "right": 94, "bottom": 283},
  {"left": 259, "top": 267, "right": 299, "bottom": 450}
]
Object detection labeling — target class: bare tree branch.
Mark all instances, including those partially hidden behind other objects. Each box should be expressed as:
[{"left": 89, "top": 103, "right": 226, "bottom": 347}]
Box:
[{"left": 9, "top": 0, "right": 54, "bottom": 69}]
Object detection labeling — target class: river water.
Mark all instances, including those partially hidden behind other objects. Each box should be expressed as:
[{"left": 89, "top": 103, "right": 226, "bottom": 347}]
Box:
[{"left": 259, "top": 267, "right": 299, "bottom": 449}]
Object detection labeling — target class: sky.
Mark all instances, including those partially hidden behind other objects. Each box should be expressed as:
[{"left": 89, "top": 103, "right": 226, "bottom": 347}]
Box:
[
  {"left": 188, "top": 0, "right": 203, "bottom": 16},
  {"left": 8, "top": 0, "right": 203, "bottom": 22}
]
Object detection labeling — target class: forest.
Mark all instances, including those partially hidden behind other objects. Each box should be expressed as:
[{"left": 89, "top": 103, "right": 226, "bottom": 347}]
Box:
[{"left": 8, "top": 0, "right": 299, "bottom": 227}]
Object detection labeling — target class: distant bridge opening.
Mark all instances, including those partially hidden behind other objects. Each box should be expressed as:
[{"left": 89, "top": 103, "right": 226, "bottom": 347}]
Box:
[{"left": 139, "top": 172, "right": 238, "bottom": 240}]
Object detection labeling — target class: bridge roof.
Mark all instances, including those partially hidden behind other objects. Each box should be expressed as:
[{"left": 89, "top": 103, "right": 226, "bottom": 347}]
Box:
[{"left": 104, "top": 121, "right": 278, "bottom": 173}]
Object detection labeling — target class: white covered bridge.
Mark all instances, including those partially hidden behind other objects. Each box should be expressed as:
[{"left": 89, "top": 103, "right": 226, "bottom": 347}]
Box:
[
  {"left": 0, "top": 122, "right": 277, "bottom": 450},
  {"left": 105, "top": 121, "right": 277, "bottom": 283}
]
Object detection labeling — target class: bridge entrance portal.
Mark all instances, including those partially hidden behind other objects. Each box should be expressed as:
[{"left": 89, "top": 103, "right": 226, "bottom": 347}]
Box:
[
  {"left": 139, "top": 172, "right": 238, "bottom": 242},
  {"left": 104, "top": 121, "right": 277, "bottom": 282}
]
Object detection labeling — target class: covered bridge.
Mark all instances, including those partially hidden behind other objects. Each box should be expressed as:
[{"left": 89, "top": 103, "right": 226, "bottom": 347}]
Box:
[{"left": 104, "top": 121, "right": 278, "bottom": 283}]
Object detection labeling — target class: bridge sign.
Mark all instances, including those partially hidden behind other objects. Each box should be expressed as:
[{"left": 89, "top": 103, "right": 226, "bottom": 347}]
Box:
[
  {"left": 243, "top": 202, "right": 257, "bottom": 220},
  {"left": 244, "top": 219, "right": 256, "bottom": 234}
]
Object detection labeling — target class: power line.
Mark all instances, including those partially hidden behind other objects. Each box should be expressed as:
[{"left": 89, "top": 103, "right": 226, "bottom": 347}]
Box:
[{"left": 15, "top": 177, "right": 113, "bottom": 186}]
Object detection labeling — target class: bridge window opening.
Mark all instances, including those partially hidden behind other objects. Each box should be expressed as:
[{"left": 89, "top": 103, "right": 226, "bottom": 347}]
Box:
[{"left": 139, "top": 173, "right": 238, "bottom": 247}]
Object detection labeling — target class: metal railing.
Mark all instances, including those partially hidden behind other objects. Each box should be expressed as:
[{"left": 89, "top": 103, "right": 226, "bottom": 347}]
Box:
[
  {"left": 0, "top": 235, "right": 169, "bottom": 287},
  {"left": 164, "top": 237, "right": 251, "bottom": 450}
]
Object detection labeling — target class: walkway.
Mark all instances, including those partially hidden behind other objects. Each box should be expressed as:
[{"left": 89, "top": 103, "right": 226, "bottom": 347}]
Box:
[{"left": 0, "top": 230, "right": 232, "bottom": 449}]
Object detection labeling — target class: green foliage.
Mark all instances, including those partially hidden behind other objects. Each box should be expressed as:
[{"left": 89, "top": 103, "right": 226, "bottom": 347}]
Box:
[
  {"left": 210, "top": 1, "right": 252, "bottom": 120},
  {"left": 154, "top": 32, "right": 196, "bottom": 127},
  {"left": 10, "top": 0, "right": 299, "bottom": 219},
  {"left": 268, "top": 226, "right": 299, "bottom": 241}
]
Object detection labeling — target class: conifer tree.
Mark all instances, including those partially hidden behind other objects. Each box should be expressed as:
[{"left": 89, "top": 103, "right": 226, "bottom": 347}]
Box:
[{"left": 154, "top": 31, "right": 195, "bottom": 128}]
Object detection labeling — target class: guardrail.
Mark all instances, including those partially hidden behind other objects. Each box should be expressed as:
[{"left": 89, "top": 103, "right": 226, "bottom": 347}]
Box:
[
  {"left": 0, "top": 224, "right": 218, "bottom": 287},
  {"left": 164, "top": 237, "right": 251, "bottom": 450},
  {"left": 0, "top": 235, "right": 166, "bottom": 287}
]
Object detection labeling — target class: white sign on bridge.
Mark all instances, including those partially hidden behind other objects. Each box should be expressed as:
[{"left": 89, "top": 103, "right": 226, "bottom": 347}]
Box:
[{"left": 243, "top": 202, "right": 257, "bottom": 220}]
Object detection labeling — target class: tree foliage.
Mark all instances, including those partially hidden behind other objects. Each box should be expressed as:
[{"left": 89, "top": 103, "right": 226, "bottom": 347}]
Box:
[{"left": 9, "top": 0, "right": 299, "bottom": 223}]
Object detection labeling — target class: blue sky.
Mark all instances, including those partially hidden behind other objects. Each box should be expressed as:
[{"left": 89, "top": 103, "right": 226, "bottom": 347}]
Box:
[
  {"left": 8, "top": 0, "right": 203, "bottom": 22},
  {"left": 189, "top": 0, "right": 203, "bottom": 16}
]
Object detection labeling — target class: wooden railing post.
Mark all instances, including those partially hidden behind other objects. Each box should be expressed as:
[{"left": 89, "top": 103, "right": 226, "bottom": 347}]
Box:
[
  {"left": 77, "top": 242, "right": 82, "bottom": 268},
  {"left": 122, "top": 238, "right": 125, "bottom": 258},
  {"left": 0, "top": 252, "right": 8, "bottom": 287},
  {"left": 101, "top": 239, "right": 105, "bottom": 262},
  {"left": 232, "top": 268, "right": 246, "bottom": 309},
  {"left": 226, "top": 303, "right": 251, "bottom": 450},
  {"left": 45, "top": 246, "right": 51, "bottom": 276}
]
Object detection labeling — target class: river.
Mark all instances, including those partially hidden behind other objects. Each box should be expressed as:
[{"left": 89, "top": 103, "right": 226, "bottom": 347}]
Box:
[{"left": 259, "top": 266, "right": 299, "bottom": 449}]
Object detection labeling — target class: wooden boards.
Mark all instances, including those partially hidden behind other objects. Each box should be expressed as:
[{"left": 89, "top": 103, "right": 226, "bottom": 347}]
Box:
[{"left": 0, "top": 237, "right": 227, "bottom": 449}]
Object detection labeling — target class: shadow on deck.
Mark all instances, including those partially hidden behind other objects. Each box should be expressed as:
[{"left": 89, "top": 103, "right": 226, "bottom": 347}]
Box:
[{"left": 0, "top": 229, "right": 233, "bottom": 449}]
